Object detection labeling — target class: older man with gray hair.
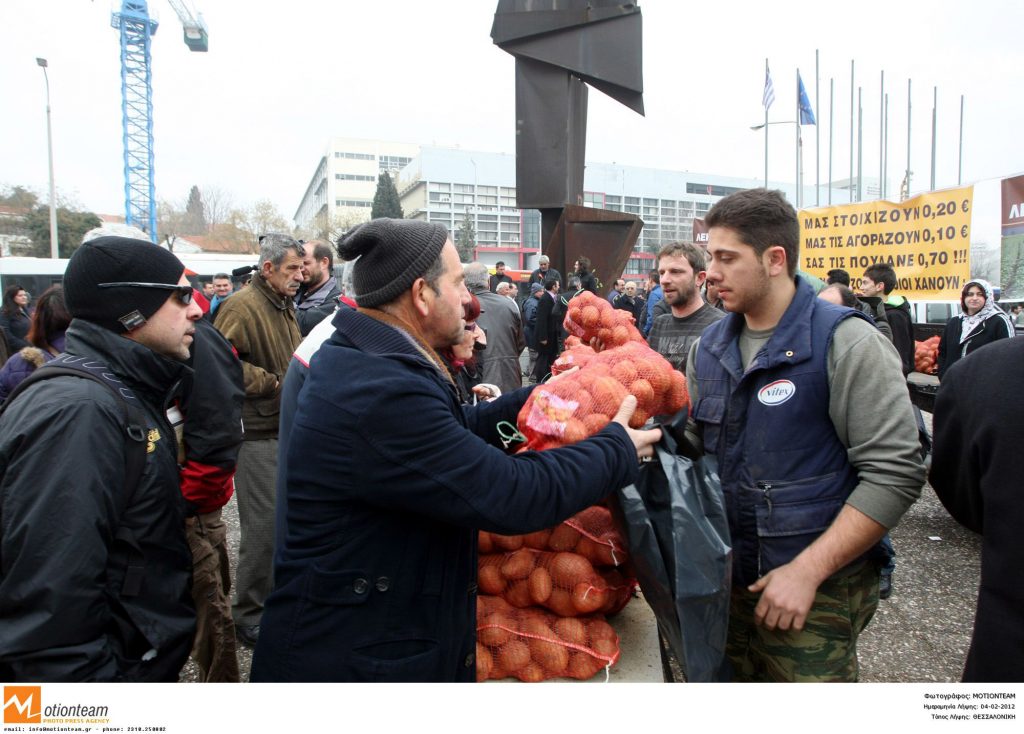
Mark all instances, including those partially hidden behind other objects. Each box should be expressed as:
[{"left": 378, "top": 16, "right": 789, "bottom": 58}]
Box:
[
  {"left": 214, "top": 233, "right": 304, "bottom": 648},
  {"left": 465, "top": 262, "right": 526, "bottom": 395}
]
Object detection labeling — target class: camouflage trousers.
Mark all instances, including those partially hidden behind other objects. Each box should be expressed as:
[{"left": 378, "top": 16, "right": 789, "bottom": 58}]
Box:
[
  {"left": 726, "top": 561, "right": 880, "bottom": 682},
  {"left": 186, "top": 508, "right": 240, "bottom": 683}
]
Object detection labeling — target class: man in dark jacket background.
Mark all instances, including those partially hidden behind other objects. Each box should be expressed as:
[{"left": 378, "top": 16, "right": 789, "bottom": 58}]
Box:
[
  {"left": 295, "top": 239, "right": 341, "bottom": 336},
  {"left": 0, "top": 236, "right": 202, "bottom": 681},
  {"left": 251, "top": 219, "right": 660, "bottom": 682},
  {"left": 214, "top": 233, "right": 304, "bottom": 648},
  {"left": 862, "top": 263, "right": 914, "bottom": 375}
]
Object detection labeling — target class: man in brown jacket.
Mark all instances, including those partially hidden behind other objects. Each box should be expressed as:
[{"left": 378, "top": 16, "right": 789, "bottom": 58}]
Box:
[{"left": 214, "top": 233, "right": 304, "bottom": 647}]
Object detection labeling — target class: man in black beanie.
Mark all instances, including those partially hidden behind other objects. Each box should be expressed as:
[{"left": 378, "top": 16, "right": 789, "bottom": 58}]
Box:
[
  {"left": 0, "top": 236, "right": 203, "bottom": 682},
  {"left": 252, "top": 219, "right": 661, "bottom": 682}
]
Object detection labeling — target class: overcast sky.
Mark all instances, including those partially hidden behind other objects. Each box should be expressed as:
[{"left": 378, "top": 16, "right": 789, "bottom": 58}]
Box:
[{"left": 3, "top": 0, "right": 1022, "bottom": 222}]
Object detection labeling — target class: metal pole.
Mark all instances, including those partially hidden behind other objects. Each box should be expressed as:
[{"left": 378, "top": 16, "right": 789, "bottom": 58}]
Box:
[
  {"left": 958, "top": 94, "right": 964, "bottom": 186},
  {"left": 828, "top": 78, "right": 834, "bottom": 205},
  {"left": 880, "top": 70, "right": 888, "bottom": 200},
  {"left": 815, "top": 49, "right": 820, "bottom": 206},
  {"left": 796, "top": 69, "right": 801, "bottom": 208},
  {"left": 884, "top": 93, "right": 889, "bottom": 199},
  {"left": 36, "top": 58, "right": 58, "bottom": 258},
  {"left": 857, "top": 87, "right": 863, "bottom": 201},
  {"left": 931, "top": 86, "right": 937, "bottom": 192},
  {"left": 849, "top": 60, "right": 855, "bottom": 202},
  {"left": 764, "top": 58, "right": 769, "bottom": 188},
  {"left": 906, "top": 78, "right": 912, "bottom": 200}
]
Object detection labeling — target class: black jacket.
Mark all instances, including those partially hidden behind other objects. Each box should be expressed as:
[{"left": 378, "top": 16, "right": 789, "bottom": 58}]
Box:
[
  {"left": 882, "top": 298, "right": 914, "bottom": 375},
  {"left": 0, "top": 320, "right": 195, "bottom": 681},
  {"left": 0, "top": 309, "right": 30, "bottom": 352},
  {"left": 937, "top": 314, "right": 1012, "bottom": 379},
  {"left": 931, "top": 337, "right": 1024, "bottom": 681},
  {"left": 533, "top": 291, "right": 562, "bottom": 355}
]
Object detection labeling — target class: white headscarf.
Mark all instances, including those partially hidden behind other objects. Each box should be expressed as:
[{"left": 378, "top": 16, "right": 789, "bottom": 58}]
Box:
[{"left": 959, "top": 278, "right": 1015, "bottom": 344}]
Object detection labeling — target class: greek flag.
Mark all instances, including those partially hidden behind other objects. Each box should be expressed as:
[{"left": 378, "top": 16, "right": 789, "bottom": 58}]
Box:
[{"left": 763, "top": 67, "right": 775, "bottom": 111}]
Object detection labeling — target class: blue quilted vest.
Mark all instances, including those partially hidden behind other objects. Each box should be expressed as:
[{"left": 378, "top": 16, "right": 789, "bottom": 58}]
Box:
[{"left": 693, "top": 278, "right": 876, "bottom": 587}]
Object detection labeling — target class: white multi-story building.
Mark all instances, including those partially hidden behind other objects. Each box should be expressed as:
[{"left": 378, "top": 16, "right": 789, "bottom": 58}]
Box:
[{"left": 294, "top": 137, "right": 846, "bottom": 278}]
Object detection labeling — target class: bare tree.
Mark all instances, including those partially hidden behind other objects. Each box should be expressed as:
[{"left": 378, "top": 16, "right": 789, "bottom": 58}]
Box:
[{"left": 201, "top": 185, "right": 234, "bottom": 231}]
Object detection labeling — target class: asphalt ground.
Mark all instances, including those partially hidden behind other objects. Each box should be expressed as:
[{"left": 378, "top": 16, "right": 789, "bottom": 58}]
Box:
[{"left": 181, "top": 412, "right": 982, "bottom": 683}]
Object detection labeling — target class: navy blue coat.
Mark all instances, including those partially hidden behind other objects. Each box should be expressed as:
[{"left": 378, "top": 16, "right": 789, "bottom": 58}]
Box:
[{"left": 251, "top": 308, "right": 638, "bottom": 682}]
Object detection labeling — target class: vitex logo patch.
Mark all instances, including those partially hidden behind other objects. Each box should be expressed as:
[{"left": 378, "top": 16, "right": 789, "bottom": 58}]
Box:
[{"left": 757, "top": 379, "right": 796, "bottom": 406}]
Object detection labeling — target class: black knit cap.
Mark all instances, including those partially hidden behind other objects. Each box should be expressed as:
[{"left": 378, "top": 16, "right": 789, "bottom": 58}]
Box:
[
  {"left": 336, "top": 218, "right": 449, "bottom": 308},
  {"left": 64, "top": 236, "right": 186, "bottom": 333}
]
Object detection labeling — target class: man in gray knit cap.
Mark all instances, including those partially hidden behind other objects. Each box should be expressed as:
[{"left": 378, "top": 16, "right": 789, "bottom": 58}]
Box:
[{"left": 252, "top": 218, "right": 661, "bottom": 682}]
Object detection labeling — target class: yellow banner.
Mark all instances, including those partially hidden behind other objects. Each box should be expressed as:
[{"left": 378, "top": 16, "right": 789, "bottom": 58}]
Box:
[{"left": 799, "top": 186, "right": 973, "bottom": 299}]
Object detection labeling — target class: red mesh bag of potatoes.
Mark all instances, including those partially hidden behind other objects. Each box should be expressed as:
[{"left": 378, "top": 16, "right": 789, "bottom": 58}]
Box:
[
  {"left": 562, "top": 290, "right": 647, "bottom": 348},
  {"left": 479, "top": 505, "right": 629, "bottom": 568},
  {"left": 476, "top": 595, "right": 620, "bottom": 682},
  {"left": 516, "top": 341, "right": 689, "bottom": 449},
  {"left": 914, "top": 335, "right": 940, "bottom": 375},
  {"left": 550, "top": 343, "right": 598, "bottom": 376},
  {"left": 478, "top": 548, "right": 635, "bottom": 617}
]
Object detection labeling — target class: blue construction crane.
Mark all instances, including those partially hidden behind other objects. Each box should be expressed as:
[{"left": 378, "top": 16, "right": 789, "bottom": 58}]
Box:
[{"left": 111, "top": 0, "right": 207, "bottom": 241}]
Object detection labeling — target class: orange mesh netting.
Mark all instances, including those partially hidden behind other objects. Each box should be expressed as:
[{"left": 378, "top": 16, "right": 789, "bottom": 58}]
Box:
[
  {"left": 479, "top": 505, "right": 629, "bottom": 568},
  {"left": 516, "top": 340, "right": 689, "bottom": 449},
  {"left": 478, "top": 548, "right": 635, "bottom": 617},
  {"left": 476, "top": 595, "right": 621, "bottom": 682},
  {"left": 562, "top": 290, "right": 647, "bottom": 348},
  {"left": 915, "top": 336, "right": 940, "bottom": 374}
]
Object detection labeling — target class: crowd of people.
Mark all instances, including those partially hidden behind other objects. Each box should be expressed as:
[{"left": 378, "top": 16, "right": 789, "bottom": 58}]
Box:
[{"left": 0, "top": 188, "right": 1019, "bottom": 684}]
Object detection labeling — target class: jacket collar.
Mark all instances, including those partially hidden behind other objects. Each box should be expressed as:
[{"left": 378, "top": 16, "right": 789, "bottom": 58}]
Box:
[
  {"left": 64, "top": 319, "right": 190, "bottom": 406},
  {"left": 253, "top": 272, "right": 295, "bottom": 312},
  {"left": 705, "top": 277, "right": 818, "bottom": 377},
  {"left": 329, "top": 307, "right": 450, "bottom": 379}
]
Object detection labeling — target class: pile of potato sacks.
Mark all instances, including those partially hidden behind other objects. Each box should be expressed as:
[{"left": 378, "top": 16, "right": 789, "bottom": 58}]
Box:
[{"left": 476, "top": 506, "right": 634, "bottom": 682}]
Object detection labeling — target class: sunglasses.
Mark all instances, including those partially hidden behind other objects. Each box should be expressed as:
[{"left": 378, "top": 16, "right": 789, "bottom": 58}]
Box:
[{"left": 98, "top": 282, "right": 194, "bottom": 305}]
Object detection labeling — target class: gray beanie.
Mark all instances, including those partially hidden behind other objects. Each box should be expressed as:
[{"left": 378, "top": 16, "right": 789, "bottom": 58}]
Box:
[
  {"left": 64, "top": 236, "right": 186, "bottom": 333},
  {"left": 336, "top": 219, "right": 448, "bottom": 308}
]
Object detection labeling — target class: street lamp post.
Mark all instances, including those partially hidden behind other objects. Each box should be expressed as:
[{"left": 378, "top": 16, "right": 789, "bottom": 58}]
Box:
[{"left": 36, "top": 57, "right": 58, "bottom": 258}]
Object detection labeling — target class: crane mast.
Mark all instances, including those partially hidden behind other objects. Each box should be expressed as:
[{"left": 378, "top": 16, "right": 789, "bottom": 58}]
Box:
[{"left": 111, "top": 0, "right": 207, "bottom": 242}]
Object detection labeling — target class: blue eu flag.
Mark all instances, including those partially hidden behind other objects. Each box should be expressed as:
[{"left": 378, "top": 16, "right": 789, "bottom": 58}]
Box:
[{"left": 798, "top": 72, "right": 816, "bottom": 125}]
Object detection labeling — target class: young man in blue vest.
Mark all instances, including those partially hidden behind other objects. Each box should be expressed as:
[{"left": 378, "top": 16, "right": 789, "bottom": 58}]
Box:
[{"left": 685, "top": 189, "right": 925, "bottom": 682}]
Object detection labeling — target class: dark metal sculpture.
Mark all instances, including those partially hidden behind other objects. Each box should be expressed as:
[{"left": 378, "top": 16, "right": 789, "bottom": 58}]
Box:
[{"left": 491, "top": 0, "right": 645, "bottom": 294}]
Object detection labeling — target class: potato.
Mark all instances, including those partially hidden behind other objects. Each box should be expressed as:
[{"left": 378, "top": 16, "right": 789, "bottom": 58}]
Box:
[
  {"left": 529, "top": 638, "right": 569, "bottom": 676},
  {"left": 478, "top": 613, "right": 514, "bottom": 647},
  {"left": 548, "top": 525, "right": 581, "bottom": 552},
  {"left": 567, "top": 651, "right": 605, "bottom": 680},
  {"left": 500, "top": 549, "right": 536, "bottom": 580},
  {"left": 504, "top": 578, "right": 533, "bottom": 608},
  {"left": 571, "top": 581, "right": 608, "bottom": 614},
  {"left": 587, "top": 618, "right": 616, "bottom": 642},
  {"left": 518, "top": 615, "right": 553, "bottom": 638},
  {"left": 583, "top": 413, "right": 610, "bottom": 434},
  {"left": 478, "top": 564, "right": 506, "bottom": 595},
  {"left": 527, "top": 566, "right": 553, "bottom": 604},
  {"left": 478, "top": 531, "right": 494, "bottom": 554},
  {"left": 476, "top": 643, "right": 493, "bottom": 681},
  {"left": 546, "top": 587, "right": 578, "bottom": 617},
  {"left": 498, "top": 640, "right": 531, "bottom": 673},
  {"left": 591, "top": 637, "right": 619, "bottom": 661},
  {"left": 518, "top": 662, "right": 547, "bottom": 683},
  {"left": 549, "top": 552, "right": 592, "bottom": 587},
  {"left": 553, "top": 617, "right": 588, "bottom": 646},
  {"left": 492, "top": 533, "right": 524, "bottom": 552},
  {"left": 522, "top": 528, "right": 552, "bottom": 550},
  {"left": 574, "top": 536, "right": 599, "bottom": 565}
]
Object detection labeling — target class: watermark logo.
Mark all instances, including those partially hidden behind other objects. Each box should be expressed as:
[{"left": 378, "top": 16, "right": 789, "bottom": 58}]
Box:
[{"left": 3, "top": 686, "right": 42, "bottom": 724}]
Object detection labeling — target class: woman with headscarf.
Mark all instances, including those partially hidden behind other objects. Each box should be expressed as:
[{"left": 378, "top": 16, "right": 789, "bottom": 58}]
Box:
[
  {"left": 937, "top": 279, "right": 1014, "bottom": 380},
  {"left": 440, "top": 294, "right": 499, "bottom": 405}
]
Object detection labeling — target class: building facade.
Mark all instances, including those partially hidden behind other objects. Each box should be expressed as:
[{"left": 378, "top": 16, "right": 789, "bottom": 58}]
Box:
[{"left": 295, "top": 137, "right": 842, "bottom": 278}]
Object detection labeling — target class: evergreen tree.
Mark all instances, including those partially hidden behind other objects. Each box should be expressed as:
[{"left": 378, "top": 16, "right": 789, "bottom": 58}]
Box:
[
  {"left": 371, "top": 172, "right": 403, "bottom": 220},
  {"left": 184, "top": 185, "right": 208, "bottom": 235},
  {"left": 23, "top": 206, "right": 101, "bottom": 258},
  {"left": 455, "top": 210, "right": 476, "bottom": 262}
]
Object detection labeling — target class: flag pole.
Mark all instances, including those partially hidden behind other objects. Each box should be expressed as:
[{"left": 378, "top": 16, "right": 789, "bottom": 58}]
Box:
[
  {"left": 857, "top": 86, "right": 863, "bottom": 201},
  {"left": 958, "top": 94, "right": 964, "bottom": 186},
  {"left": 879, "top": 70, "right": 885, "bottom": 200},
  {"left": 796, "top": 68, "right": 801, "bottom": 208},
  {"left": 849, "top": 60, "right": 855, "bottom": 202},
  {"left": 815, "top": 49, "right": 820, "bottom": 206},
  {"left": 884, "top": 92, "right": 889, "bottom": 199},
  {"left": 906, "top": 78, "right": 912, "bottom": 200},
  {"left": 828, "top": 77, "right": 834, "bottom": 205},
  {"left": 764, "top": 58, "right": 769, "bottom": 188},
  {"left": 931, "top": 86, "right": 938, "bottom": 191}
]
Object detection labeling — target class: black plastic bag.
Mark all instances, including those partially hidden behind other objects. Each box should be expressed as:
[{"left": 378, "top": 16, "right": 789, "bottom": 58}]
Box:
[{"left": 613, "top": 430, "right": 732, "bottom": 682}]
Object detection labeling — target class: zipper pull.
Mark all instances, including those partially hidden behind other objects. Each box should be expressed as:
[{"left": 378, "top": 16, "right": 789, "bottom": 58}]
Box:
[{"left": 757, "top": 481, "right": 773, "bottom": 517}]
